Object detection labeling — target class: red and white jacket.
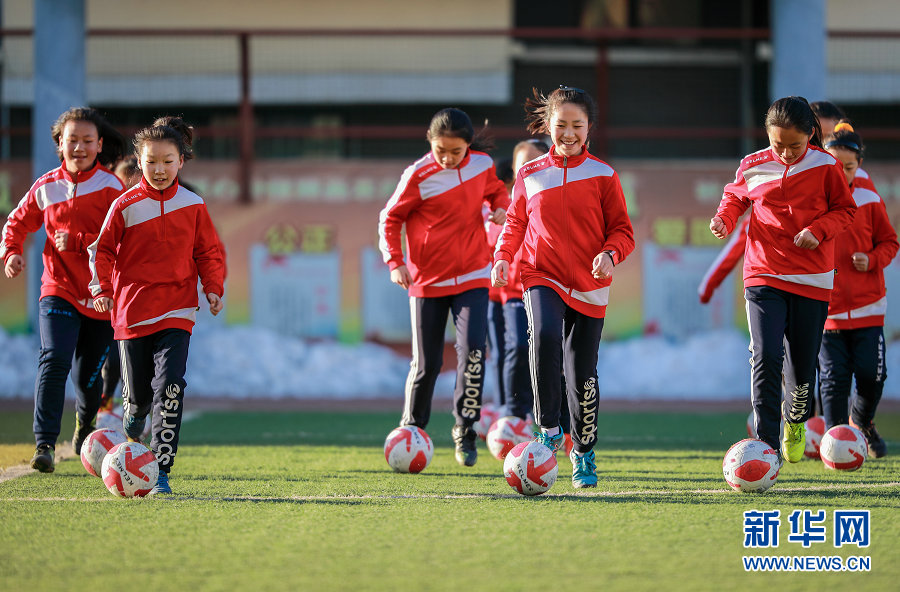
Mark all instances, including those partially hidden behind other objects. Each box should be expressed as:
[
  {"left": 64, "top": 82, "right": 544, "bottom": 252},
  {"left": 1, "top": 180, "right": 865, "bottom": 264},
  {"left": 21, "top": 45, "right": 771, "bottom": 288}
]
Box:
[
  {"left": 378, "top": 149, "right": 510, "bottom": 298},
  {"left": 1, "top": 161, "right": 124, "bottom": 320},
  {"left": 698, "top": 216, "right": 749, "bottom": 304},
  {"left": 825, "top": 171, "right": 898, "bottom": 329},
  {"left": 494, "top": 146, "right": 635, "bottom": 318},
  {"left": 89, "top": 177, "right": 226, "bottom": 340},
  {"left": 715, "top": 144, "right": 856, "bottom": 302}
]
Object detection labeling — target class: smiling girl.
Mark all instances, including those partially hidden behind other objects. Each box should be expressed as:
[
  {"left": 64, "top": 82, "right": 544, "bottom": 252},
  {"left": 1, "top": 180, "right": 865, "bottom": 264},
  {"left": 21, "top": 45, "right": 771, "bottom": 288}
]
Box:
[
  {"left": 2, "top": 107, "right": 125, "bottom": 472},
  {"left": 491, "top": 86, "right": 634, "bottom": 488},
  {"left": 710, "top": 96, "right": 856, "bottom": 466},
  {"left": 89, "top": 117, "right": 225, "bottom": 494},
  {"left": 378, "top": 108, "right": 509, "bottom": 467}
]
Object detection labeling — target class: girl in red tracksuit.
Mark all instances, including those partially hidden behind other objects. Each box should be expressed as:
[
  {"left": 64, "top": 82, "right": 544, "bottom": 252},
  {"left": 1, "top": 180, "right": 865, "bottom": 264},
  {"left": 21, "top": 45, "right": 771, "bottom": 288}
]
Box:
[
  {"left": 2, "top": 107, "right": 125, "bottom": 472},
  {"left": 378, "top": 108, "right": 509, "bottom": 467},
  {"left": 819, "top": 123, "right": 898, "bottom": 456},
  {"left": 90, "top": 117, "right": 225, "bottom": 494},
  {"left": 492, "top": 86, "right": 635, "bottom": 489},
  {"left": 710, "top": 96, "right": 856, "bottom": 465}
]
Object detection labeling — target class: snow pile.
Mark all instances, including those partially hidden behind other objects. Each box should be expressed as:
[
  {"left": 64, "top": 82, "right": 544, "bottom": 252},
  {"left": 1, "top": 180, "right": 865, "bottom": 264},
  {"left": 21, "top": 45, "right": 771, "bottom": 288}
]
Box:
[{"left": 1, "top": 324, "right": 898, "bottom": 401}]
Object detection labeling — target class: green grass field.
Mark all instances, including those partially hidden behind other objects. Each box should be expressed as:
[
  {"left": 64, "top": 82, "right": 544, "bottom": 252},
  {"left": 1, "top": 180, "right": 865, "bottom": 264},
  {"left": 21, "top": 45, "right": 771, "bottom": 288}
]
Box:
[{"left": 1, "top": 408, "right": 898, "bottom": 591}]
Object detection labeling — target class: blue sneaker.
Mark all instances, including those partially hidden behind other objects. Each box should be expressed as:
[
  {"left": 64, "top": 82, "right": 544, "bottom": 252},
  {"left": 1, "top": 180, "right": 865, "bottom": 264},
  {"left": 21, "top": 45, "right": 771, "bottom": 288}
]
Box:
[
  {"left": 533, "top": 429, "right": 564, "bottom": 455},
  {"left": 123, "top": 412, "right": 146, "bottom": 442},
  {"left": 570, "top": 449, "right": 598, "bottom": 488},
  {"left": 148, "top": 471, "right": 171, "bottom": 496}
]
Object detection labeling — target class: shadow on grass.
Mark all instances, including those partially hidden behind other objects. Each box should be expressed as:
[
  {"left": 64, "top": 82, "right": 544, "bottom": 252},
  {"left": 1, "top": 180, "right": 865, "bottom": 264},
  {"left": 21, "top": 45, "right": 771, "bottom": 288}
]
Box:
[{"left": 156, "top": 495, "right": 367, "bottom": 506}]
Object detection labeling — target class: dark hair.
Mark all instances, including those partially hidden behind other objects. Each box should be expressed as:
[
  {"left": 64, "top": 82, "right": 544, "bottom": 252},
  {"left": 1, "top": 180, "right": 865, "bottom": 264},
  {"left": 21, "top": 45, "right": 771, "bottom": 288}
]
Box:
[
  {"left": 513, "top": 138, "right": 550, "bottom": 161},
  {"left": 495, "top": 158, "right": 513, "bottom": 185},
  {"left": 113, "top": 156, "right": 140, "bottom": 186},
  {"left": 133, "top": 115, "right": 194, "bottom": 161},
  {"left": 426, "top": 107, "right": 493, "bottom": 152},
  {"left": 51, "top": 107, "right": 126, "bottom": 167},
  {"left": 825, "top": 121, "right": 865, "bottom": 161},
  {"left": 524, "top": 86, "right": 598, "bottom": 136},
  {"left": 810, "top": 101, "right": 846, "bottom": 122},
  {"left": 764, "top": 96, "right": 823, "bottom": 149}
]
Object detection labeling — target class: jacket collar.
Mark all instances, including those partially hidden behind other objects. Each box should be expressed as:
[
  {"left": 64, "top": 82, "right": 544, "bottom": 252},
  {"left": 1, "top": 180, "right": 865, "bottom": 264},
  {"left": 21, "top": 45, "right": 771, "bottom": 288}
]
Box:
[
  {"left": 59, "top": 160, "right": 101, "bottom": 184},
  {"left": 548, "top": 145, "right": 589, "bottom": 168},
  {"left": 139, "top": 175, "right": 180, "bottom": 201}
]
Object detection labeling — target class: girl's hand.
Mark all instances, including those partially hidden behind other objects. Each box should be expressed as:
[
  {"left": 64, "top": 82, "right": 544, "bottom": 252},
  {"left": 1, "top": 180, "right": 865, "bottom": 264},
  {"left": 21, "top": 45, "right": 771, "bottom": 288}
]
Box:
[
  {"left": 491, "top": 260, "right": 509, "bottom": 287},
  {"left": 794, "top": 229, "right": 820, "bottom": 250},
  {"left": 851, "top": 252, "right": 870, "bottom": 272},
  {"left": 54, "top": 230, "right": 70, "bottom": 252},
  {"left": 390, "top": 265, "right": 412, "bottom": 289},
  {"left": 709, "top": 216, "right": 728, "bottom": 239},
  {"left": 592, "top": 251, "right": 615, "bottom": 279},
  {"left": 4, "top": 254, "right": 24, "bottom": 278},
  {"left": 93, "top": 297, "right": 113, "bottom": 313},
  {"left": 207, "top": 293, "right": 223, "bottom": 316},
  {"left": 488, "top": 208, "right": 506, "bottom": 225}
]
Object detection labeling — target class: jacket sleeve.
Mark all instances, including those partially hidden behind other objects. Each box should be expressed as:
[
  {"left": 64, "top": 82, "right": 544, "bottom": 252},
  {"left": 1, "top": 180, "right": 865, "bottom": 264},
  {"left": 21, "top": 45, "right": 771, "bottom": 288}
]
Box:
[
  {"left": 598, "top": 172, "right": 635, "bottom": 265},
  {"left": 88, "top": 203, "right": 123, "bottom": 299},
  {"left": 807, "top": 162, "right": 857, "bottom": 242},
  {"left": 194, "top": 206, "right": 226, "bottom": 298},
  {"left": 73, "top": 185, "right": 124, "bottom": 254},
  {"left": 483, "top": 166, "right": 511, "bottom": 212},
  {"left": 494, "top": 174, "right": 528, "bottom": 264},
  {"left": 715, "top": 164, "right": 751, "bottom": 234},
  {"left": 867, "top": 200, "right": 899, "bottom": 271},
  {"left": 698, "top": 216, "right": 748, "bottom": 303},
  {"left": 377, "top": 164, "right": 421, "bottom": 271},
  {"left": 1, "top": 187, "right": 45, "bottom": 263}
]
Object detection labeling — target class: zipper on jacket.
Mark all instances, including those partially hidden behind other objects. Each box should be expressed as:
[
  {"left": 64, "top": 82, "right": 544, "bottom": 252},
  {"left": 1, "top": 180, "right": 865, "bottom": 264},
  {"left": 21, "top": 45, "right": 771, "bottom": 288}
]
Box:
[
  {"left": 456, "top": 167, "right": 464, "bottom": 283},
  {"left": 562, "top": 157, "right": 574, "bottom": 292},
  {"left": 160, "top": 199, "right": 167, "bottom": 241}
]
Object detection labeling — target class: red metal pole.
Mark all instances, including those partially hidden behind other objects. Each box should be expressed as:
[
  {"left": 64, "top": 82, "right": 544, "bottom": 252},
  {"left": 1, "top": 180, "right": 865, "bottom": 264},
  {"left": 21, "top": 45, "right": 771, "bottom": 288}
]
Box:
[{"left": 239, "top": 32, "right": 253, "bottom": 205}]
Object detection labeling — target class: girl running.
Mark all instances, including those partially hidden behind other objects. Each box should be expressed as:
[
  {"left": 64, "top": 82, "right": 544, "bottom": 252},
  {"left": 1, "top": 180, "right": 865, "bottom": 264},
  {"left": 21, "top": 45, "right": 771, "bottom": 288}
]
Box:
[
  {"left": 378, "top": 108, "right": 509, "bottom": 467},
  {"left": 89, "top": 117, "right": 225, "bottom": 494},
  {"left": 710, "top": 96, "right": 856, "bottom": 464},
  {"left": 819, "top": 123, "right": 898, "bottom": 456},
  {"left": 2, "top": 107, "right": 125, "bottom": 471},
  {"left": 492, "top": 86, "right": 635, "bottom": 488}
]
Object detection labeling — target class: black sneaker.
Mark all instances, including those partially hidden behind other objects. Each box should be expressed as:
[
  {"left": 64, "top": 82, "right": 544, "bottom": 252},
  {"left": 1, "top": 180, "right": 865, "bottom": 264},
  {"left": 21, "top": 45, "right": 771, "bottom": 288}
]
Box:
[
  {"left": 451, "top": 425, "right": 478, "bottom": 467},
  {"left": 852, "top": 419, "right": 887, "bottom": 458},
  {"left": 72, "top": 414, "right": 96, "bottom": 455},
  {"left": 30, "top": 444, "right": 55, "bottom": 473},
  {"left": 123, "top": 412, "right": 146, "bottom": 442}
]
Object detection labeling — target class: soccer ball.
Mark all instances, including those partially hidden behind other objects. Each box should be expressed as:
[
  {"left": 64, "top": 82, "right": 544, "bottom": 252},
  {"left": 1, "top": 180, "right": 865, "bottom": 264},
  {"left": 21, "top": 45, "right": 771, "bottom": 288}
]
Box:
[
  {"left": 804, "top": 416, "right": 826, "bottom": 459},
  {"left": 96, "top": 409, "right": 124, "bottom": 434},
  {"left": 819, "top": 425, "right": 867, "bottom": 471},
  {"left": 563, "top": 432, "right": 574, "bottom": 456},
  {"left": 474, "top": 404, "right": 500, "bottom": 441},
  {"left": 80, "top": 428, "right": 126, "bottom": 477},
  {"left": 486, "top": 416, "right": 532, "bottom": 460},
  {"left": 101, "top": 441, "right": 159, "bottom": 498},
  {"left": 722, "top": 438, "right": 780, "bottom": 493},
  {"left": 503, "top": 441, "right": 558, "bottom": 496},
  {"left": 384, "top": 426, "right": 433, "bottom": 473}
]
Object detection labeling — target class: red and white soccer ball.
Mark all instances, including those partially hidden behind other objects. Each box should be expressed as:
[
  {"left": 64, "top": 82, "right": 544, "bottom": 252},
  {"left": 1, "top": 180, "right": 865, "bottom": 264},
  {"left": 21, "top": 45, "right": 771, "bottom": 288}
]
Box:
[
  {"left": 819, "top": 425, "right": 867, "bottom": 471},
  {"left": 384, "top": 426, "right": 433, "bottom": 474},
  {"left": 503, "top": 441, "right": 559, "bottom": 496},
  {"left": 80, "top": 428, "right": 126, "bottom": 477},
  {"left": 486, "top": 416, "right": 531, "bottom": 460},
  {"left": 804, "top": 416, "right": 826, "bottom": 459},
  {"left": 101, "top": 441, "right": 159, "bottom": 498},
  {"left": 722, "top": 438, "right": 781, "bottom": 493},
  {"left": 475, "top": 404, "right": 500, "bottom": 441}
]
